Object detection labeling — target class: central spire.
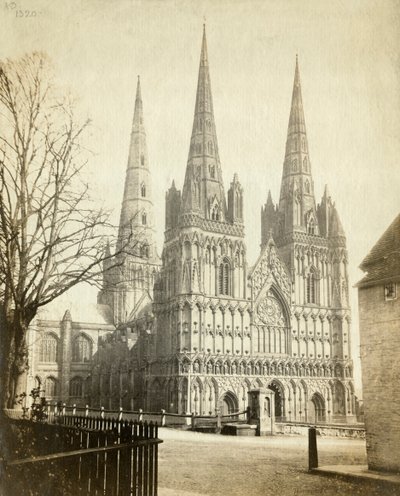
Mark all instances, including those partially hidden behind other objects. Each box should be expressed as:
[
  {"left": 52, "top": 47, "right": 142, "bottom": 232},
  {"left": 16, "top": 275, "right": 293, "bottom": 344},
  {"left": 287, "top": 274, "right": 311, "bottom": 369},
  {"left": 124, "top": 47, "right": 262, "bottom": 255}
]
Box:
[{"left": 181, "top": 25, "right": 226, "bottom": 221}]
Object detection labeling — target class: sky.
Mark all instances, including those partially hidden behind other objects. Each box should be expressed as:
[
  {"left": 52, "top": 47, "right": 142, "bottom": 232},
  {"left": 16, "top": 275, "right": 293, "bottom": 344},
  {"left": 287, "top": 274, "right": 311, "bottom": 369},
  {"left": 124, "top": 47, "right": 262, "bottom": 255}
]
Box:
[{"left": 2, "top": 0, "right": 400, "bottom": 394}]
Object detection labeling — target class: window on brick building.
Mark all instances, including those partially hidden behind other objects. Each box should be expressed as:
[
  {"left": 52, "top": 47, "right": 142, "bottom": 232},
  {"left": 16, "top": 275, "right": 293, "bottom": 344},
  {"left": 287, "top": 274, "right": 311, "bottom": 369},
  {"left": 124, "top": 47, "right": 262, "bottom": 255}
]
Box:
[{"left": 384, "top": 282, "right": 397, "bottom": 301}]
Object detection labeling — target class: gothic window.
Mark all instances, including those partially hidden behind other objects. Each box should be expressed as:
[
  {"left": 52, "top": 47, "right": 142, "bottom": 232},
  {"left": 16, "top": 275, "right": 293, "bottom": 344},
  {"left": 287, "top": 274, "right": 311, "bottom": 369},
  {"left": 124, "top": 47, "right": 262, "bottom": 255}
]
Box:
[
  {"left": 70, "top": 377, "right": 83, "bottom": 397},
  {"left": 303, "top": 156, "right": 308, "bottom": 171},
  {"left": 219, "top": 258, "right": 230, "bottom": 295},
  {"left": 292, "top": 159, "right": 297, "bottom": 172},
  {"left": 141, "top": 184, "right": 146, "bottom": 197},
  {"left": 385, "top": 282, "right": 397, "bottom": 301},
  {"left": 72, "top": 334, "right": 92, "bottom": 362},
  {"left": 306, "top": 269, "right": 318, "bottom": 304},
  {"left": 44, "top": 376, "right": 57, "bottom": 397},
  {"left": 141, "top": 244, "right": 149, "bottom": 258},
  {"left": 209, "top": 164, "right": 215, "bottom": 179},
  {"left": 293, "top": 138, "right": 298, "bottom": 151},
  {"left": 184, "top": 241, "right": 191, "bottom": 259},
  {"left": 39, "top": 333, "right": 58, "bottom": 363},
  {"left": 140, "top": 154, "right": 145, "bottom": 166},
  {"left": 305, "top": 179, "right": 310, "bottom": 194},
  {"left": 211, "top": 205, "right": 220, "bottom": 221},
  {"left": 142, "top": 212, "right": 147, "bottom": 225},
  {"left": 307, "top": 217, "right": 316, "bottom": 235}
]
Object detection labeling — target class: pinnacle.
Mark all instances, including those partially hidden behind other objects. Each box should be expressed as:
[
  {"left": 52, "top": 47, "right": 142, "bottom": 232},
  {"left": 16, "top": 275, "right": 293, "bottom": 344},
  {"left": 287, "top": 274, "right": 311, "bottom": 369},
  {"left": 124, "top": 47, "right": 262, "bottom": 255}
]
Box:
[
  {"left": 135, "top": 75, "right": 142, "bottom": 102},
  {"left": 62, "top": 309, "right": 72, "bottom": 321}
]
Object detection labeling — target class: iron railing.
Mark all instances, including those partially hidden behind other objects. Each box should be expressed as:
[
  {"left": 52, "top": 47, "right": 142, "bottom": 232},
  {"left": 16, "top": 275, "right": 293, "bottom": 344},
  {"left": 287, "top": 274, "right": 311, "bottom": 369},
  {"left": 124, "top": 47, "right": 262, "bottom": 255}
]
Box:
[{"left": 1, "top": 418, "right": 162, "bottom": 496}]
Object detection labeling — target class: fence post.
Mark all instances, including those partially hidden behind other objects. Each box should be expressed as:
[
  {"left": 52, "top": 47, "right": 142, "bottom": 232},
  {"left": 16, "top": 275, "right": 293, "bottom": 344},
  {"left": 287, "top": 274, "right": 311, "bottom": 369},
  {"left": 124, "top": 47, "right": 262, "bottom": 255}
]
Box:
[
  {"left": 85, "top": 405, "right": 89, "bottom": 417},
  {"left": 118, "top": 407, "right": 123, "bottom": 421},
  {"left": 138, "top": 408, "right": 143, "bottom": 422},
  {"left": 308, "top": 427, "right": 318, "bottom": 470},
  {"left": 100, "top": 406, "right": 105, "bottom": 419},
  {"left": 72, "top": 404, "right": 76, "bottom": 416},
  {"left": 246, "top": 405, "right": 251, "bottom": 424},
  {"left": 191, "top": 412, "right": 195, "bottom": 430},
  {"left": 160, "top": 409, "right": 166, "bottom": 427},
  {"left": 216, "top": 408, "right": 222, "bottom": 432},
  {"left": 62, "top": 403, "right": 66, "bottom": 416}
]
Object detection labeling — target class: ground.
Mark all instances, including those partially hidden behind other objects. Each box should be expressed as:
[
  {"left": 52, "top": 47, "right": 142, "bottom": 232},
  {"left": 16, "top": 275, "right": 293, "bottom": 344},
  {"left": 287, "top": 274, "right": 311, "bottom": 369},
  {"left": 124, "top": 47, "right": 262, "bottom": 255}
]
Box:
[{"left": 157, "top": 429, "right": 397, "bottom": 496}]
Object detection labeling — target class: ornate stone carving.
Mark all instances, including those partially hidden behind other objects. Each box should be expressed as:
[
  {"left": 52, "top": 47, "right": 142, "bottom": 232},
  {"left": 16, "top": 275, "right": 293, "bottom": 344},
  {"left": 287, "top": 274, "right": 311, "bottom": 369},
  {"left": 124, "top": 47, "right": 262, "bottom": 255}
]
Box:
[
  {"left": 256, "top": 291, "right": 286, "bottom": 326},
  {"left": 250, "top": 240, "right": 291, "bottom": 302}
]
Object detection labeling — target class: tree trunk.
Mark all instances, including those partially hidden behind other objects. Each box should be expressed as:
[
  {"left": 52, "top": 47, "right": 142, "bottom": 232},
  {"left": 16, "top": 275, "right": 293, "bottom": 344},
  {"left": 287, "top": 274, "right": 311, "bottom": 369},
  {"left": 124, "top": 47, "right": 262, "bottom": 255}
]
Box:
[{"left": 0, "top": 307, "right": 29, "bottom": 410}]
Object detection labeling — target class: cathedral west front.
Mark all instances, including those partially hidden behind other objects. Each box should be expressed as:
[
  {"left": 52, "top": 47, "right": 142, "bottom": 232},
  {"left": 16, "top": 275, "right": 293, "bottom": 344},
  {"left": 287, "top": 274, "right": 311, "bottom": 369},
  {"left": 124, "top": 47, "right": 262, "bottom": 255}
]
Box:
[
  {"left": 27, "top": 26, "right": 356, "bottom": 425},
  {"left": 121, "top": 27, "right": 356, "bottom": 424}
]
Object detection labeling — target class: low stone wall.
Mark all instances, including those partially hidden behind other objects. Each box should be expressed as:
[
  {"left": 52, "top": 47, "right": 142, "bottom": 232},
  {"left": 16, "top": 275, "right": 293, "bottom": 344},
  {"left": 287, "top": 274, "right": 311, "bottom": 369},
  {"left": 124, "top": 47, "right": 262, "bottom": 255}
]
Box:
[{"left": 276, "top": 422, "right": 365, "bottom": 439}]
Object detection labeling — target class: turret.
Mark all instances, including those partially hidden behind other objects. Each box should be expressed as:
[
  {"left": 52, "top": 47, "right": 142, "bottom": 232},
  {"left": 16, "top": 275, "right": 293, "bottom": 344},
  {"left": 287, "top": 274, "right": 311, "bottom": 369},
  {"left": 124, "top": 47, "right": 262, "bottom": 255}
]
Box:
[
  {"left": 227, "top": 173, "right": 244, "bottom": 224},
  {"left": 165, "top": 180, "right": 181, "bottom": 230},
  {"left": 261, "top": 190, "right": 277, "bottom": 245}
]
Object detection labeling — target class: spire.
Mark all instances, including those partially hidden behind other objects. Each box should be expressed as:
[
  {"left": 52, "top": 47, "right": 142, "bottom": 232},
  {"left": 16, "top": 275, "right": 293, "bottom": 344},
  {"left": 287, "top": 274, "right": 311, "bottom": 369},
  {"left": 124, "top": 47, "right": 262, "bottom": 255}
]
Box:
[
  {"left": 118, "top": 77, "right": 157, "bottom": 256},
  {"left": 181, "top": 26, "right": 227, "bottom": 220},
  {"left": 277, "top": 57, "right": 319, "bottom": 236}
]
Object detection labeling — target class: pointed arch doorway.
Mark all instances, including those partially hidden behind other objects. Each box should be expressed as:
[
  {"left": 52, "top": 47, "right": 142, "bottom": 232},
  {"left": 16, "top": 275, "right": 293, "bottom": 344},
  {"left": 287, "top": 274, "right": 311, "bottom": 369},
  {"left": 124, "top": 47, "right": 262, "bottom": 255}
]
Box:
[
  {"left": 308, "top": 393, "right": 326, "bottom": 423},
  {"left": 220, "top": 391, "right": 239, "bottom": 416},
  {"left": 268, "top": 381, "right": 284, "bottom": 419}
]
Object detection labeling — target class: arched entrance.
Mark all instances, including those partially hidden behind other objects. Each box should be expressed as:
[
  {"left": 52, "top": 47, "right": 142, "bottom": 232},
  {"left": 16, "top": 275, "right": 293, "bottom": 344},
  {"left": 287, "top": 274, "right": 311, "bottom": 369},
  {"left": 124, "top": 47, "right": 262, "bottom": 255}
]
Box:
[
  {"left": 268, "top": 382, "right": 284, "bottom": 419},
  {"left": 308, "top": 393, "right": 326, "bottom": 423},
  {"left": 220, "top": 391, "right": 239, "bottom": 415}
]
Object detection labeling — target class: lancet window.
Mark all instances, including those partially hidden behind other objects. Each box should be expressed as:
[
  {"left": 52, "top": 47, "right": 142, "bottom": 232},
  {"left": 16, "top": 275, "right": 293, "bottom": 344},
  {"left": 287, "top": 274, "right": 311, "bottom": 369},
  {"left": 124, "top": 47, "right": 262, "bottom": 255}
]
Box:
[
  {"left": 306, "top": 269, "right": 318, "bottom": 304},
  {"left": 72, "top": 334, "right": 92, "bottom": 362},
  {"left": 44, "top": 376, "right": 57, "bottom": 397},
  {"left": 70, "top": 377, "right": 83, "bottom": 397},
  {"left": 39, "top": 333, "right": 58, "bottom": 363},
  {"left": 219, "top": 258, "right": 230, "bottom": 295}
]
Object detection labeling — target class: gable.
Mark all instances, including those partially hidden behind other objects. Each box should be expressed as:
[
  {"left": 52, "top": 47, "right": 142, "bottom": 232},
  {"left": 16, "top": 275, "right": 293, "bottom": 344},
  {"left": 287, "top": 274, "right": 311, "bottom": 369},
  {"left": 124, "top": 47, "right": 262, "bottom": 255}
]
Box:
[{"left": 249, "top": 238, "right": 291, "bottom": 304}]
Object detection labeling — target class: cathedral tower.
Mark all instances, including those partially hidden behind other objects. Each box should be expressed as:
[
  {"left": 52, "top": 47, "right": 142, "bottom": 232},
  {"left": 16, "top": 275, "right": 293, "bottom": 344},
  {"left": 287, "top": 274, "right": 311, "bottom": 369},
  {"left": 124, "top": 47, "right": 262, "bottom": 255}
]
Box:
[
  {"left": 149, "top": 26, "right": 248, "bottom": 414},
  {"left": 99, "top": 77, "right": 160, "bottom": 325},
  {"left": 260, "top": 58, "right": 355, "bottom": 423}
]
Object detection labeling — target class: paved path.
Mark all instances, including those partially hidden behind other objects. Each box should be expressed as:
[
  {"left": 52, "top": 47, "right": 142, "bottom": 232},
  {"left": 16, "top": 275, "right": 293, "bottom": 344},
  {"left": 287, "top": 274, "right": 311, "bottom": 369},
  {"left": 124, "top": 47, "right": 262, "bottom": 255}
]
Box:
[{"left": 157, "top": 429, "right": 397, "bottom": 496}]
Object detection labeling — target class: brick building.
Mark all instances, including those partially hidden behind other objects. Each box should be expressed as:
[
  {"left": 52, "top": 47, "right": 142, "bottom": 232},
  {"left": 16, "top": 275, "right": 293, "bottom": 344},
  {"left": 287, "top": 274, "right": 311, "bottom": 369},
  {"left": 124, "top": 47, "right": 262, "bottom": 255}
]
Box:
[{"left": 357, "top": 213, "right": 400, "bottom": 472}]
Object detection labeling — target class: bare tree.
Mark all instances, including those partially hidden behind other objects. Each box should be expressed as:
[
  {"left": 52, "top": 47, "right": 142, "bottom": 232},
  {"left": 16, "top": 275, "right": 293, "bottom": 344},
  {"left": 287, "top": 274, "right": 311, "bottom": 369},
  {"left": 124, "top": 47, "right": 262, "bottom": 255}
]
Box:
[{"left": 0, "top": 52, "right": 129, "bottom": 409}]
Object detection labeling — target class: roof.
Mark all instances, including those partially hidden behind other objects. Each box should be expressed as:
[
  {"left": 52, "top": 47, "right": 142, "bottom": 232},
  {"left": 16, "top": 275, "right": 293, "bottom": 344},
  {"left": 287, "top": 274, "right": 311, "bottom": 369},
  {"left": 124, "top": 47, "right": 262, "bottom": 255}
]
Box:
[
  {"left": 36, "top": 284, "right": 114, "bottom": 325},
  {"left": 357, "top": 213, "right": 400, "bottom": 287}
]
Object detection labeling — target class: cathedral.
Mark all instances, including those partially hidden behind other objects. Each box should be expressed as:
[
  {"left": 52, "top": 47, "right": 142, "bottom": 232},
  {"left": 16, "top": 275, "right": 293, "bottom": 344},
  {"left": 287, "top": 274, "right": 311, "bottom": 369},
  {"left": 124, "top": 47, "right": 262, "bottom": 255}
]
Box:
[
  {"left": 26, "top": 27, "right": 356, "bottom": 424},
  {"left": 107, "top": 26, "right": 356, "bottom": 424}
]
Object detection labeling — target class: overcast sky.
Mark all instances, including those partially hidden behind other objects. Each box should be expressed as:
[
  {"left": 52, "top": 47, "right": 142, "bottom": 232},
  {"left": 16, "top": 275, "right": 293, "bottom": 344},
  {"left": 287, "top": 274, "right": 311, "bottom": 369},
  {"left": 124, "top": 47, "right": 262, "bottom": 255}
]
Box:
[{"left": 3, "top": 0, "right": 400, "bottom": 393}]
